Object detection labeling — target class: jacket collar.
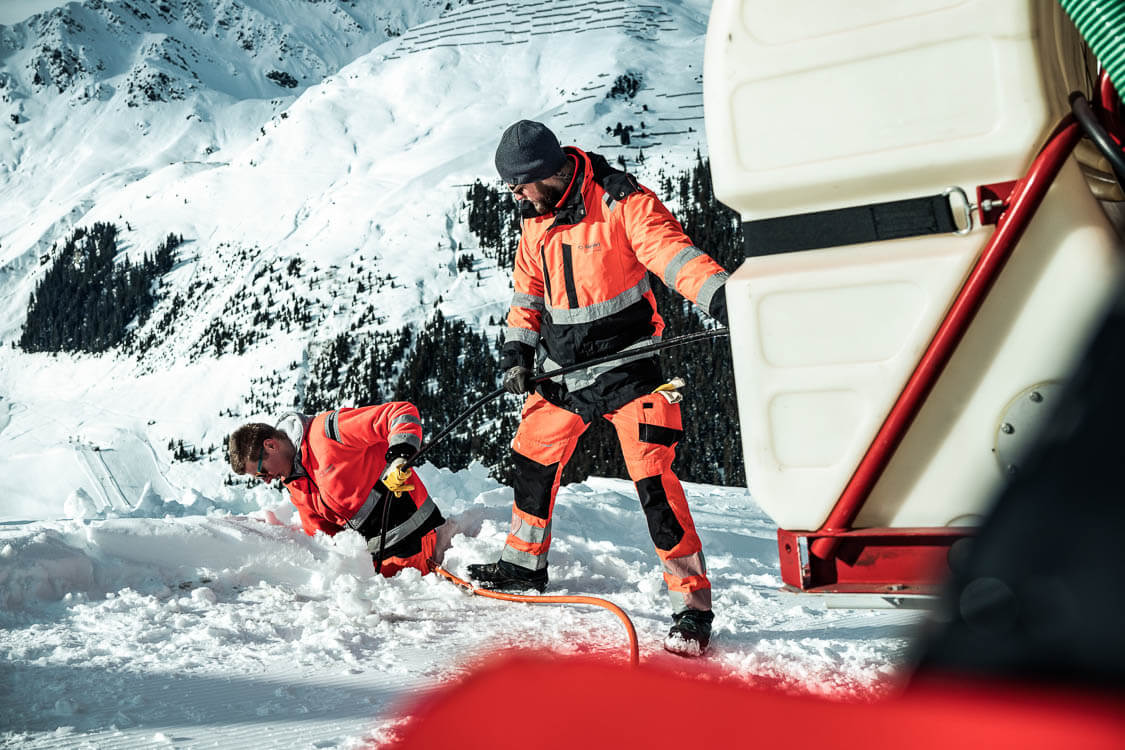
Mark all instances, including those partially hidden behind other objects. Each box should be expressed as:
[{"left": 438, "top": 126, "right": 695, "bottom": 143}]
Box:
[{"left": 276, "top": 412, "right": 312, "bottom": 481}]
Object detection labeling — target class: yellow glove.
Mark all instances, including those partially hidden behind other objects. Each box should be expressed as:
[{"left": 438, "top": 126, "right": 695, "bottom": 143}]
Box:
[
  {"left": 382, "top": 458, "right": 415, "bottom": 497},
  {"left": 652, "top": 377, "right": 686, "bottom": 404}
]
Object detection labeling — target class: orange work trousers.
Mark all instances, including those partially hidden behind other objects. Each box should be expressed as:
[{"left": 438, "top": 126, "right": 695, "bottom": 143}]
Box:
[
  {"left": 501, "top": 392, "right": 711, "bottom": 611},
  {"left": 378, "top": 528, "right": 438, "bottom": 577}
]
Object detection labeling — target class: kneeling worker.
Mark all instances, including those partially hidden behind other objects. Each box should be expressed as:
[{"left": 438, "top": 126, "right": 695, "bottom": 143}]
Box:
[{"left": 228, "top": 402, "right": 449, "bottom": 576}]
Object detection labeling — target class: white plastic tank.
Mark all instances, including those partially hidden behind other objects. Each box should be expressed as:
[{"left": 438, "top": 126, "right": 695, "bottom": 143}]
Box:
[
  {"left": 705, "top": 0, "right": 1090, "bottom": 217},
  {"left": 706, "top": 0, "right": 1124, "bottom": 531}
]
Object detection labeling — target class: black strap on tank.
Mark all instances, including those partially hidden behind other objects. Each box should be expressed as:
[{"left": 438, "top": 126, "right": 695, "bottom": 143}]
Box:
[{"left": 744, "top": 190, "right": 967, "bottom": 257}]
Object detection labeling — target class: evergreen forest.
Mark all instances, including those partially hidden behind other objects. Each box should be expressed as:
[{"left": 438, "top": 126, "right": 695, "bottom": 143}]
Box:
[
  {"left": 302, "top": 316, "right": 521, "bottom": 481},
  {"left": 20, "top": 223, "right": 182, "bottom": 354}
]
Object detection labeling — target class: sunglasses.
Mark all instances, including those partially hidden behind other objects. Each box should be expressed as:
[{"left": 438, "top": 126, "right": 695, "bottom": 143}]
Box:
[{"left": 255, "top": 447, "right": 269, "bottom": 478}]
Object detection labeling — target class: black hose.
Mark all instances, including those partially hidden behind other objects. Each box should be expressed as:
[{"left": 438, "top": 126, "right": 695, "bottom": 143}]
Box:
[
  {"left": 409, "top": 386, "right": 504, "bottom": 469},
  {"left": 372, "top": 484, "right": 392, "bottom": 574},
  {"left": 408, "top": 327, "right": 730, "bottom": 468},
  {"left": 1071, "top": 92, "right": 1125, "bottom": 186},
  {"left": 528, "top": 328, "right": 729, "bottom": 384}
]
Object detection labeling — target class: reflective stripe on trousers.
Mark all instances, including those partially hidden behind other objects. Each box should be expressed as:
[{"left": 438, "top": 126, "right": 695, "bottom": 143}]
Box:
[
  {"left": 361, "top": 497, "right": 438, "bottom": 553},
  {"left": 350, "top": 473, "right": 434, "bottom": 552},
  {"left": 501, "top": 394, "right": 586, "bottom": 571}
]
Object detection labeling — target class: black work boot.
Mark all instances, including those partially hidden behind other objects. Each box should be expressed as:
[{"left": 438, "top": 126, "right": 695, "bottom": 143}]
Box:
[
  {"left": 664, "top": 608, "right": 714, "bottom": 656},
  {"left": 466, "top": 560, "right": 548, "bottom": 593}
]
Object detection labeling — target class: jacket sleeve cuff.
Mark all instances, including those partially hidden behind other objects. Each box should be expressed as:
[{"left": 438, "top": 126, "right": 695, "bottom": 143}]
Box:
[
  {"left": 500, "top": 341, "right": 534, "bottom": 371},
  {"left": 384, "top": 442, "right": 416, "bottom": 463},
  {"left": 707, "top": 284, "right": 729, "bottom": 327}
]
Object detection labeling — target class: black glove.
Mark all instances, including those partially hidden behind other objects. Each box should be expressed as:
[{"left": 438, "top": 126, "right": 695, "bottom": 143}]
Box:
[
  {"left": 384, "top": 443, "right": 415, "bottom": 464},
  {"left": 503, "top": 365, "right": 533, "bottom": 395}
]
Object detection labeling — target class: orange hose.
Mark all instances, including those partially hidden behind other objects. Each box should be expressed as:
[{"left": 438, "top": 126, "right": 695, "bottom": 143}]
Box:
[{"left": 434, "top": 566, "right": 639, "bottom": 666}]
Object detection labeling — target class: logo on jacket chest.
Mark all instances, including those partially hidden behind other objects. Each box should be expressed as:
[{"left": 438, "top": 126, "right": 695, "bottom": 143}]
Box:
[{"left": 549, "top": 239, "right": 603, "bottom": 253}]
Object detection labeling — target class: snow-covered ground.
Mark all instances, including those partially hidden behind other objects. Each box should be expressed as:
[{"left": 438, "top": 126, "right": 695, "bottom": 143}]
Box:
[{"left": 0, "top": 462, "right": 926, "bottom": 749}]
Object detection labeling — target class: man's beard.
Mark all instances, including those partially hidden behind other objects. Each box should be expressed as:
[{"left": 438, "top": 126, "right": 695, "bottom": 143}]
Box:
[{"left": 530, "top": 182, "right": 567, "bottom": 216}]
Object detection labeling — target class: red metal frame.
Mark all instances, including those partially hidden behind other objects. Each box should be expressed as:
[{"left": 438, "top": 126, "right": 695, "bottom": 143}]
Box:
[
  {"left": 778, "top": 527, "right": 970, "bottom": 595},
  {"left": 1097, "top": 69, "right": 1122, "bottom": 137},
  {"left": 783, "top": 114, "right": 1086, "bottom": 593}
]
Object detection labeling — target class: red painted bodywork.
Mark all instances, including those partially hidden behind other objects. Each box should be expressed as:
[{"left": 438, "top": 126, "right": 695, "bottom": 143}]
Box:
[{"left": 389, "top": 655, "right": 1125, "bottom": 750}]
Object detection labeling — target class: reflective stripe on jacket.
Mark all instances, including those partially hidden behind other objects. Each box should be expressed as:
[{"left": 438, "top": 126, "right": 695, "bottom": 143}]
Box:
[
  {"left": 279, "top": 403, "right": 435, "bottom": 543},
  {"left": 501, "top": 147, "right": 728, "bottom": 419}
]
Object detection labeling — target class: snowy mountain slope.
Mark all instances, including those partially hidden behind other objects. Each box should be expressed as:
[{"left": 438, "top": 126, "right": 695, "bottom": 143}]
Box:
[
  {"left": 1, "top": 0, "right": 714, "bottom": 512},
  {"left": 0, "top": 469, "right": 925, "bottom": 749},
  {"left": 0, "top": 0, "right": 446, "bottom": 330}
]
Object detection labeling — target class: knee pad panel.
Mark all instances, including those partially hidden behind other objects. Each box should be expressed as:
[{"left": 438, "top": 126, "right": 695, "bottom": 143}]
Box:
[
  {"left": 636, "top": 475, "right": 685, "bottom": 551},
  {"left": 512, "top": 451, "right": 560, "bottom": 519}
]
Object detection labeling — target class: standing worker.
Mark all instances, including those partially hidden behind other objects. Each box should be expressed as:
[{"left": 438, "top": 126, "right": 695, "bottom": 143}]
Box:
[
  {"left": 228, "top": 402, "right": 451, "bottom": 577},
  {"left": 467, "top": 120, "right": 729, "bottom": 656}
]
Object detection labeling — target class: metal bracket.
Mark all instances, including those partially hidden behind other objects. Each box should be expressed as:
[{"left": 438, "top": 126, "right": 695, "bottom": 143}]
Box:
[
  {"left": 943, "top": 186, "right": 973, "bottom": 235},
  {"left": 975, "top": 180, "right": 1019, "bottom": 225}
]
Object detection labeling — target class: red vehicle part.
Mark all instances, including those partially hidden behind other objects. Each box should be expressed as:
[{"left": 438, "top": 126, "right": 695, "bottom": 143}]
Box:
[
  {"left": 1098, "top": 68, "right": 1123, "bottom": 134},
  {"left": 797, "top": 116, "right": 1084, "bottom": 588},
  {"left": 389, "top": 654, "right": 1125, "bottom": 750},
  {"left": 778, "top": 527, "right": 969, "bottom": 595}
]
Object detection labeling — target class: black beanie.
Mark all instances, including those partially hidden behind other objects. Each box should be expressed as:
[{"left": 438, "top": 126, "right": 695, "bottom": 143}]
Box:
[{"left": 494, "top": 120, "right": 566, "bottom": 184}]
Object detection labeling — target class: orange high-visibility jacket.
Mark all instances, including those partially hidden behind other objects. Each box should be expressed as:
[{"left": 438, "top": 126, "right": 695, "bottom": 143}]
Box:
[
  {"left": 501, "top": 147, "right": 729, "bottom": 419},
  {"left": 279, "top": 404, "right": 439, "bottom": 547}
]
